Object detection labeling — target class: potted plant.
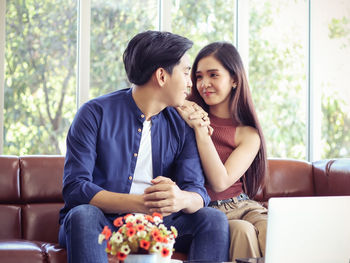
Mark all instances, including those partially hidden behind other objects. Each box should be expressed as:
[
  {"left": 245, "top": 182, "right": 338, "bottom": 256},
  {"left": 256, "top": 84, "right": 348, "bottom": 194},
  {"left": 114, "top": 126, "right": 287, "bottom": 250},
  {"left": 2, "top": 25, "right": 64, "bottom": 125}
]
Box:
[{"left": 98, "top": 212, "right": 177, "bottom": 263}]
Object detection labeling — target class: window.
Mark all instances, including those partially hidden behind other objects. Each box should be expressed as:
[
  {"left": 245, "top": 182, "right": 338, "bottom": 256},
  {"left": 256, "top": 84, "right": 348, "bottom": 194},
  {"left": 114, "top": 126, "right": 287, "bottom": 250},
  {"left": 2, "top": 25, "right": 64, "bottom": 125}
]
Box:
[
  {"left": 1, "top": 0, "right": 349, "bottom": 160},
  {"left": 171, "top": 0, "right": 236, "bottom": 61},
  {"left": 4, "top": 0, "right": 77, "bottom": 155},
  {"left": 90, "top": 0, "right": 158, "bottom": 97},
  {"left": 248, "top": 0, "right": 308, "bottom": 159},
  {"left": 312, "top": 0, "right": 350, "bottom": 159}
]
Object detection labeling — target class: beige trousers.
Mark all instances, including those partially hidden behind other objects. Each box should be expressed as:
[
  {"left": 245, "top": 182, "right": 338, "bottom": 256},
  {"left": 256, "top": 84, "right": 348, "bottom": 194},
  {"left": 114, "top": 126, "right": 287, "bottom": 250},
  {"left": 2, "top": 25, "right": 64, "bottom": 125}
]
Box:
[{"left": 211, "top": 199, "right": 267, "bottom": 262}]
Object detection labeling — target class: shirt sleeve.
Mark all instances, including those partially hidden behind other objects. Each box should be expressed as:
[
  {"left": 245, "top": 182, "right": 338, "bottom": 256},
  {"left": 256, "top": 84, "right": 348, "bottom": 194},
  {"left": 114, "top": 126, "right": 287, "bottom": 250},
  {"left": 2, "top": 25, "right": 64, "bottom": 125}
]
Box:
[
  {"left": 174, "top": 124, "right": 211, "bottom": 207},
  {"left": 62, "top": 102, "right": 104, "bottom": 208}
]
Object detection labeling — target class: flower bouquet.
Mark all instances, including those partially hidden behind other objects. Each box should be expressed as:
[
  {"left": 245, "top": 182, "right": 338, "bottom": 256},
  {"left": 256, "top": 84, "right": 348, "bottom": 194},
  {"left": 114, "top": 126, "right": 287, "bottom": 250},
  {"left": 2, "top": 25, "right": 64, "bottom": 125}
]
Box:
[{"left": 98, "top": 212, "right": 177, "bottom": 262}]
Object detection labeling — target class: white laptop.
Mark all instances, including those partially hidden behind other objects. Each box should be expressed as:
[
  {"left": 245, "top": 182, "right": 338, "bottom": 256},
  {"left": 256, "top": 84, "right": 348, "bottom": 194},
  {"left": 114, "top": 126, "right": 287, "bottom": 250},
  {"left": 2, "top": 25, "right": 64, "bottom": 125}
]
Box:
[{"left": 265, "top": 196, "right": 350, "bottom": 263}]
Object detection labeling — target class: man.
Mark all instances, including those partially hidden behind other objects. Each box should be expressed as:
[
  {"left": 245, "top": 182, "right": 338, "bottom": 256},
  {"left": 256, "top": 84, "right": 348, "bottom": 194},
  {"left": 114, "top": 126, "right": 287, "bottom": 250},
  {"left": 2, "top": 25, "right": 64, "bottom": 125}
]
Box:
[{"left": 58, "top": 31, "right": 230, "bottom": 263}]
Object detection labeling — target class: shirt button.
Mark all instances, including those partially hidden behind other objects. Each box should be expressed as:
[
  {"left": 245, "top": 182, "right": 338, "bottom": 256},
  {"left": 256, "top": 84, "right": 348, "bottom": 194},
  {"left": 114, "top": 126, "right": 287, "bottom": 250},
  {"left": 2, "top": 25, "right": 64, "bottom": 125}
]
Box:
[
  {"left": 138, "top": 128, "right": 142, "bottom": 133},
  {"left": 141, "top": 114, "right": 145, "bottom": 118},
  {"left": 134, "top": 153, "right": 138, "bottom": 157},
  {"left": 129, "top": 176, "right": 132, "bottom": 180}
]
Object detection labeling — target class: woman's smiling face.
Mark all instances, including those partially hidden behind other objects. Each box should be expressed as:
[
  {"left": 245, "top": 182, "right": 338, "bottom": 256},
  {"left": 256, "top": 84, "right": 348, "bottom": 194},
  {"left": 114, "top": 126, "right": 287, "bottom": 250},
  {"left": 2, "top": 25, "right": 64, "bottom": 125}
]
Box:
[{"left": 195, "top": 55, "right": 235, "bottom": 108}]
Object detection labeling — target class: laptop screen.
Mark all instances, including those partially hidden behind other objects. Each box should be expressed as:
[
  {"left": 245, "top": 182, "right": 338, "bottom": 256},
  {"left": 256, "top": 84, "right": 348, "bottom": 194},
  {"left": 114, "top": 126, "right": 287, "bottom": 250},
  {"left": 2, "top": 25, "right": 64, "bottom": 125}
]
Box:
[{"left": 265, "top": 196, "right": 350, "bottom": 263}]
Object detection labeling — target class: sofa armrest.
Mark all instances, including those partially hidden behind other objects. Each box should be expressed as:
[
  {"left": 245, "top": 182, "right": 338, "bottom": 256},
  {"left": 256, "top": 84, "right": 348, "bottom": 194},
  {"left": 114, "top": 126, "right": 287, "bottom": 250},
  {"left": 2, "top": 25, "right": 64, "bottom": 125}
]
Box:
[{"left": 313, "top": 158, "right": 350, "bottom": 196}]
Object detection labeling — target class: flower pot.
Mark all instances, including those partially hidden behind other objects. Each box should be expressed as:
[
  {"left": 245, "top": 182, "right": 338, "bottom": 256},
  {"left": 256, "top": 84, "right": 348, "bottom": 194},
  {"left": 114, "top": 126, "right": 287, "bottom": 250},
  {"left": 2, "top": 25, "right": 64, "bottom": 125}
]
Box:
[
  {"left": 156, "top": 253, "right": 171, "bottom": 263},
  {"left": 124, "top": 254, "right": 157, "bottom": 263}
]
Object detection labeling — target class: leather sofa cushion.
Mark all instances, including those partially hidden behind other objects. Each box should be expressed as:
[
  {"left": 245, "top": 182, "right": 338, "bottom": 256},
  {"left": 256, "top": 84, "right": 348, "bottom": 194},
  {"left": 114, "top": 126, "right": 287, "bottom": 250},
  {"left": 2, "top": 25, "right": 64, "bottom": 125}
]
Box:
[
  {"left": 0, "top": 205, "right": 21, "bottom": 239},
  {"left": 20, "top": 156, "right": 64, "bottom": 203},
  {"left": 23, "top": 203, "right": 63, "bottom": 243},
  {"left": 0, "top": 240, "right": 45, "bottom": 263},
  {"left": 0, "top": 156, "right": 20, "bottom": 202}
]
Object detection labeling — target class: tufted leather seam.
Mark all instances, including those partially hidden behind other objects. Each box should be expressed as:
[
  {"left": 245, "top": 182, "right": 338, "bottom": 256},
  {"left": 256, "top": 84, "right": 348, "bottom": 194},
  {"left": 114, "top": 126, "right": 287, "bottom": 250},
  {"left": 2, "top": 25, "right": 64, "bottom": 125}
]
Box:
[
  {"left": 325, "top": 159, "right": 335, "bottom": 177},
  {"left": 40, "top": 243, "right": 50, "bottom": 263}
]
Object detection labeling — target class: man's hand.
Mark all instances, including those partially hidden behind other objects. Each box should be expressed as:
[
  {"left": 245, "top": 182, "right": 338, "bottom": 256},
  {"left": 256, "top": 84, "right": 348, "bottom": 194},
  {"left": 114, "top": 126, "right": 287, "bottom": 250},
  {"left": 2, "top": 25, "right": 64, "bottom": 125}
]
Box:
[{"left": 143, "top": 176, "right": 185, "bottom": 216}]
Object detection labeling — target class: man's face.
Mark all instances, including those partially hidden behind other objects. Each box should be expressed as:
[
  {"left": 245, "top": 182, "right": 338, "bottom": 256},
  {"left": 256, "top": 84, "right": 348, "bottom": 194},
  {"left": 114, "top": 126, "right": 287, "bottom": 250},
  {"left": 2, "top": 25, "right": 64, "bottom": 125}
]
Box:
[{"left": 163, "top": 54, "right": 192, "bottom": 107}]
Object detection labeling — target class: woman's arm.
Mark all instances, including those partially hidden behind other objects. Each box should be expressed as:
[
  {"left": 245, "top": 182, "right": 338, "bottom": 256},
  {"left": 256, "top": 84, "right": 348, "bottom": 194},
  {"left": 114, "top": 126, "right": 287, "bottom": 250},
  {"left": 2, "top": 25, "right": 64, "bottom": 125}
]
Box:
[{"left": 177, "top": 101, "right": 260, "bottom": 192}]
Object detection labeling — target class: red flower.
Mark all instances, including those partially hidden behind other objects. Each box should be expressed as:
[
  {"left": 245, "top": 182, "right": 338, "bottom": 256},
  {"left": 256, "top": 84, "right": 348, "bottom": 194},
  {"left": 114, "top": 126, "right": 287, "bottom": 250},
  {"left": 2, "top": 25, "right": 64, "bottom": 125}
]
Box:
[
  {"left": 136, "top": 224, "right": 145, "bottom": 231},
  {"left": 155, "top": 235, "right": 163, "bottom": 242},
  {"left": 101, "top": 226, "right": 112, "bottom": 240},
  {"left": 152, "top": 212, "right": 163, "bottom": 219},
  {"left": 151, "top": 229, "right": 160, "bottom": 238},
  {"left": 113, "top": 217, "right": 124, "bottom": 227},
  {"left": 161, "top": 247, "right": 170, "bottom": 257},
  {"left": 126, "top": 222, "right": 134, "bottom": 228},
  {"left": 106, "top": 241, "right": 111, "bottom": 251},
  {"left": 162, "top": 236, "right": 168, "bottom": 243},
  {"left": 145, "top": 215, "right": 154, "bottom": 222},
  {"left": 126, "top": 227, "right": 136, "bottom": 237},
  {"left": 117, "top": 252, "right": 127, "bottom": 261},
  {"left": 140, "top": 239, "right": 150, "bottom": 250}
]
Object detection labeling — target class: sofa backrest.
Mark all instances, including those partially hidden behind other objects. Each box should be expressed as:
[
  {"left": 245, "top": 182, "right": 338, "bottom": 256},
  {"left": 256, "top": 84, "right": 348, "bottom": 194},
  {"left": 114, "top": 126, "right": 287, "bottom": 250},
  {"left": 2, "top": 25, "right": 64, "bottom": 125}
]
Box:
[
  {"left": 0, "top": 156, "right": 64, "bottom": 243},
  {"left": 1, "top": 155, "right": 349, "bottom": 244},
  {"left": 252, "top": 158, "right": 314, "bottom": 207},
  {"left": 264, "top": 158, "right": 314, "bottom": 198},
  {"left": 258, "top": 158, "right": 350, "bottom": 207},
  {"left": 0, "top": 156, "right": 21, "bottom": 239}
]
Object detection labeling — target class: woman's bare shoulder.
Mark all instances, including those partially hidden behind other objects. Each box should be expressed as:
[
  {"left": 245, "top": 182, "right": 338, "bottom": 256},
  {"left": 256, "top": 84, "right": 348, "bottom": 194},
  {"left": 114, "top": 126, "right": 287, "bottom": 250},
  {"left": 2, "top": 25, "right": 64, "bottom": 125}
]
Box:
[{"left": 235, "top": 125, "right": 260, "bottom": 146}]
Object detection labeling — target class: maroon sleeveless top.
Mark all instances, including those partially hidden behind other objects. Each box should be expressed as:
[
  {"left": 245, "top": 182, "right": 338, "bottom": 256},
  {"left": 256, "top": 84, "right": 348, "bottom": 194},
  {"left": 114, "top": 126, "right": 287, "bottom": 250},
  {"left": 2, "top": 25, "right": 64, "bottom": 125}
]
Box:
[{"left": 206, "top": 113, "right": 243, "bottom": 201}]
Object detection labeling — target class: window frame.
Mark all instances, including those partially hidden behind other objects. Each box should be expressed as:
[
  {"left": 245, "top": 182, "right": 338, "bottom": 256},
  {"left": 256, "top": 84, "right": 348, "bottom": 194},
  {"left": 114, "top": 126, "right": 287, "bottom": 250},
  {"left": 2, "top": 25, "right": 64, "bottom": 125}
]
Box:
[{"left": 0, "top": 0, "right": 5, "bottom": 154}]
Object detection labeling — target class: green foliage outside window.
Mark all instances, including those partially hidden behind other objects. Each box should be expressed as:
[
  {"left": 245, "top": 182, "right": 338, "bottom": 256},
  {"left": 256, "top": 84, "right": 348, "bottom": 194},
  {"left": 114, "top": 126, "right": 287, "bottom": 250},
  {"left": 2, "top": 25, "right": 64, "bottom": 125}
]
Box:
[
  {"left": 5, "top": 0, "right": 77, "bottom": 155},
  {"left": 171, "top": 0, "right": 235, "bottom": 60},
  {"left": 90, "top": 0, "right": 157, "bottom": 97},
  {"left": 248, "top": 1, "right": 307, "bottom": 159},
  {"left": 323, "top": 16, "right": 350, "bottom": 158},
  {"left": 3, "top": 0, "right": 350, "bottom": 159}
]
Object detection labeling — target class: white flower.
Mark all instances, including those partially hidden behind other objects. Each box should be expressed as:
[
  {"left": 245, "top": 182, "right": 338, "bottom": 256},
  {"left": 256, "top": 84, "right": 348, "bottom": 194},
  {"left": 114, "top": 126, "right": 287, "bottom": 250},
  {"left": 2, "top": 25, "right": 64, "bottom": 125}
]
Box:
[
  {"left": 110, "top": 231, "right": 123, "bottom": 244},
  {"left": 125, "top": 214, "right": 136, "bottom": 223},
  {"left": 170, "top": 226, "right": 178, "bottom": 238},
  {"left": 137, "top": 230, "right": 147, "bottom": 238},
  {"left": 153, "top": 215, "right": 162, "bottom": 224},
  {"left": 98, "top": 234, "right": 105, "bottom": 244},
  {"left": 152, "top": 242, "right": 163, "bottom": 253},
  {"left": 121, "top": 244, "right": 131, "bottom": 255},
  {"left": 134, "top": 213, "right": 144, "bottom": 221},
  {"left": 159, "top": 224, "right": 167, "bottom": 232}
]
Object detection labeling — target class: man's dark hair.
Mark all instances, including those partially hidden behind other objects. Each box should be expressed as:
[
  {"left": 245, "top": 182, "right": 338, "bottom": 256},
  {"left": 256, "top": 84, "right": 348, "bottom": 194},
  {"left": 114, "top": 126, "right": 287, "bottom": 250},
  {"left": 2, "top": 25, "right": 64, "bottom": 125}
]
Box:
[{"left": 123, "top": 30, "right": 193, "bottom": 85}]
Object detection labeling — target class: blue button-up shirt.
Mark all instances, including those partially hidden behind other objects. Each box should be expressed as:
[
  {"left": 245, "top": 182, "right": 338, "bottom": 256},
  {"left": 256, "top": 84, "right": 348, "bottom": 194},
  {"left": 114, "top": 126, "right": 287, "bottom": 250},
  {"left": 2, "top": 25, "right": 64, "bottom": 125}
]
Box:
[{"left": 59, "top": 88, "right": 210, "bottom": 223}]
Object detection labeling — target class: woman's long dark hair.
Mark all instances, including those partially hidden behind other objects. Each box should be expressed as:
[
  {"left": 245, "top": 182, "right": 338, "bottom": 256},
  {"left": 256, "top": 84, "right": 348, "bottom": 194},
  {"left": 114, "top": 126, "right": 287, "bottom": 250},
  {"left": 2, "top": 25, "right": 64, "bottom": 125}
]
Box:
[{"left": 188, "top": 42, "right": 267, "bottom": 198}]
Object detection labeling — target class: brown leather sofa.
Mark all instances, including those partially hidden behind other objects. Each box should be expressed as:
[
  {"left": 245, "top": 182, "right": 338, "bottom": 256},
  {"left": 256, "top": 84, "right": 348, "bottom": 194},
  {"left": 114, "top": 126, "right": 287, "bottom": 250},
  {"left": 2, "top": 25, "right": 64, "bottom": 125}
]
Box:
[{"left": 1, "top": 155, "right": 349, "bottom": 263}]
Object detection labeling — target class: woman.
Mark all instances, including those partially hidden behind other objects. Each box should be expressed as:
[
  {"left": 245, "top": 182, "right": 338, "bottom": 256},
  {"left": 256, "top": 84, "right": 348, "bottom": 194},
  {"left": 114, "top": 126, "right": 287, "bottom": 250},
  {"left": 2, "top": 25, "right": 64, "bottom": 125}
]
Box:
[{"left": 177, "top": 42, "right": 268, "bottom": 261}]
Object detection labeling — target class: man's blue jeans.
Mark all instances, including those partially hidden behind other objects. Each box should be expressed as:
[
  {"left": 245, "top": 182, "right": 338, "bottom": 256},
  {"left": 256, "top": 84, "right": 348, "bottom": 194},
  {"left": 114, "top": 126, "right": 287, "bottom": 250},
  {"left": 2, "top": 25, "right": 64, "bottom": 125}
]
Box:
[{"left": 59, "top": 204, "right": 230, "bottom": 263}]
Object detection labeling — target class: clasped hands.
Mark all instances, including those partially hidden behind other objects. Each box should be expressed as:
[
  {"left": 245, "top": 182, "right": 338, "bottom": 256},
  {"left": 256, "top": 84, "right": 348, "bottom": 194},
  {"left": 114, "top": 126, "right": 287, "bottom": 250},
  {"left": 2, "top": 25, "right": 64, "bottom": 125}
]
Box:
[
  {"left": 143, "top": 176, "right": 183, "bottom": 217},
  {"left": 176, "top": 100, "right": 213, "bottom": 136}
]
